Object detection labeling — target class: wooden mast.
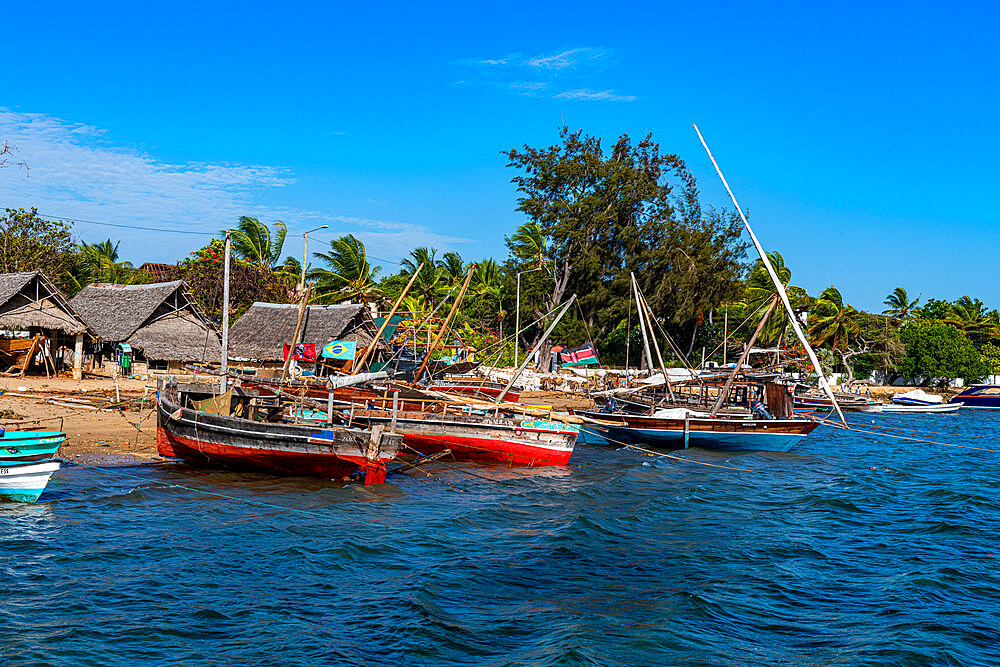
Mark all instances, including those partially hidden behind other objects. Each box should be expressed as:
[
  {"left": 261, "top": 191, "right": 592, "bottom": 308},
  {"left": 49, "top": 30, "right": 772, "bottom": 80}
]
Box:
[
  {"left": 414, "top": 265, "right": 475, "bottom": 382},
  {"left": 633, "top": 277, "right": 676, "bottom": 402},
  {"left": 354, "top": 262, "right": 423, "bottom": 372},
  {"left": 693, "top": 124, "right": 846, "bottom": 424},
  {"left": 220, "top": 232, "right": 231, "bottom": 392},
  {"left": 710, "top": 296, "right": 777, "bottom": 417},
  {"left": 496, "top": 295, "right": 576, "bottom": 404},
  {"left": 630, "top": 273, "right": 655, "bottom": 372}
]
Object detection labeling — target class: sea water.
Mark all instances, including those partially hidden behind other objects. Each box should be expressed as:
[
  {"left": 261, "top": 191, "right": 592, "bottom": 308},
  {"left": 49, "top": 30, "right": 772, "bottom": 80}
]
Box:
[{"left": 2, "top": 411, "right": 1000, "bottom": 665}]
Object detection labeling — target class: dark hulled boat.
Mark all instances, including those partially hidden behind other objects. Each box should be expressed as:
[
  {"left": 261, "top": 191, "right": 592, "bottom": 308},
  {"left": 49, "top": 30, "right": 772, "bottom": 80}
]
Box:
[
  {"left": 156, "top": 382, "right": 403, "bottom": 484},
  {"left": 581, "top": 378, "right": 818, "bottom": 453},
  {"left": 577, "top": 410, "right": 817, "bottom": 453}
]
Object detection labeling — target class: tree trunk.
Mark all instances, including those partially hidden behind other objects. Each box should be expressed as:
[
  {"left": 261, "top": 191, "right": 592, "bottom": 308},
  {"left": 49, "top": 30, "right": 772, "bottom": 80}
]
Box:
[{"left": 686, "top": 322, "right": 699, "bottom": 358}]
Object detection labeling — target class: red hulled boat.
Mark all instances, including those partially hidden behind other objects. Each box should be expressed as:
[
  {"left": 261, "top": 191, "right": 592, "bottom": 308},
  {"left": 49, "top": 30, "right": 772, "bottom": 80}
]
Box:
[{"left": 156, "top": 382, "right": 402, "bottom": 484}]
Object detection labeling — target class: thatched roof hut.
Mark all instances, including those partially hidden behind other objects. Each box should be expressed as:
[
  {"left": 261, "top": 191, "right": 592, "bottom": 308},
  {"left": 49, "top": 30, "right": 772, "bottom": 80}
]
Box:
[
  {"left": 228, "top": 302, "right": 377, "bottom": 362},
  {"left": 70, "top": 281, "right": 221, "bottom": 363},
  {"left": 0, "top": 271, "right": 93, "bottom": 336}
]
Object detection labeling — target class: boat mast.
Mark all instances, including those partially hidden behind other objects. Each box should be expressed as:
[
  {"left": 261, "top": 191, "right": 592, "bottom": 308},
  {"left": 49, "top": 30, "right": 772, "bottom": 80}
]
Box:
[
  {"left": 220, "top": 232, "right": 231, "bottom": 393},
  {"left": 630, "top": 273, "right": 655, "bottom": 373},
  {"left": 414, "top": 265, "right": 475, "bottom": 382},
  {"left": 692, "top": 124, "right": 845, "bottom": 424},
  {"left": 632, "top": 274, "right": 675, "bottom": 401},
  {"left": 496, "top": 294, "right": 576, "bottom": 404},
  {"left": 355, "top": 262, "right": 424, "bottom": 372}
]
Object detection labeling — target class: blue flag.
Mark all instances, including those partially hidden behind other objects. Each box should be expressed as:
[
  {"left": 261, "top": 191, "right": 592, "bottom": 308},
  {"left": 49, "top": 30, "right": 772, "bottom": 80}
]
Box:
[{"left": 322, "top": 340, "right": 356, "bottom": 360}]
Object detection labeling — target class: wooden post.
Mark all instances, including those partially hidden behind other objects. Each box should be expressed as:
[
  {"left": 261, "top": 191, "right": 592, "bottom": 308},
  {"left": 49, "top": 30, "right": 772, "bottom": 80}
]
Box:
[
  {"left": 221, "top": 232, "right": 231, "bottom": 392},
  {"left": 326, "top": 390, "right": 334, "bottom": 424},
  {"left": 391, "top": 390, "right": 399, "bottom": 433},
  {"left": 281, "top": 284, "right": 312, "bottom": 380},
  {"left": 19, "top": 334, "right": 40, "bottom": 376},
  {"left": 73, "top": 333, "right": 84, "bottom": 380}
]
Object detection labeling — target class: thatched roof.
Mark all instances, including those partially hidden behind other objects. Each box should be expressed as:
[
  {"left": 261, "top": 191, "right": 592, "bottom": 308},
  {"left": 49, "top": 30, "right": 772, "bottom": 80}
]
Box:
[
  {"left": 129, "top": 311, "right": 222, "bottom": 363},
  {"left": 70, "top": 281, "right": 221, "bottom": 362},
  {"left": 0, "top": 271, "right": 93, "bottom": 336},
  {"left": 229, "top": 302, "right": 376, "bottom": 361}
]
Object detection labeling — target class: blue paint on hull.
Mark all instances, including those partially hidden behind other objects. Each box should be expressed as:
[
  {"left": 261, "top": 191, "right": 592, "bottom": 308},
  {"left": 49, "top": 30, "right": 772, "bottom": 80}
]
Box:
[
  {"left": 596, "top": 424, "right": 805, "bottom": 453},
  {"left": 0, "top": 431, "right": 65, "bottom": 462},
  {"left": 0, "top": 487, "right": 47, "bottom": 503}
]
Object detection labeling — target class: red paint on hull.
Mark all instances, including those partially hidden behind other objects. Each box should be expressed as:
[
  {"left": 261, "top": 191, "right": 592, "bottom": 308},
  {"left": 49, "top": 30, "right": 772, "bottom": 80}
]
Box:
[
  {"left": 156, "top": 427, "right": 387, "bottom": 484},
  {"left": 400, "top": 433, "right": 571, "bottom": 467}
]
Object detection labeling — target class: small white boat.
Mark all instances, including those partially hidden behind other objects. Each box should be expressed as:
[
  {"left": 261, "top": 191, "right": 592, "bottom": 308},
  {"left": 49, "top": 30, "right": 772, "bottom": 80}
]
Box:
[
  {"left": 892, "top": 389, "right": 944, "bottom": 406},
  {"left": 881, "top": 402, "right": 962, "bottom": 414},
  {"left": 0, "top": 460, "right": 62, "bottom": 503}
]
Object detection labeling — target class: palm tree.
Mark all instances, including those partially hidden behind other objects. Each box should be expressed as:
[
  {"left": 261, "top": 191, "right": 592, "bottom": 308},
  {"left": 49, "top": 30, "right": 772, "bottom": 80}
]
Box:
[
  {"left": 472, "top": 258, "right": 504, "bottom": 338},
  {"left": 308, "top": 234, "right": 381, "bottom": 303},
  {"left": 742, "top": 252, "right": 807, "bottom": 346},
  {"left": 882, "top": 287, "right": 919, "bottom": 319},
  {"left": 808, "top": 286, "right": 860, "bottom": 351},
  {"left": 276, "top": 256, "right": 304, "bottom": 281},
  {"left": 401, "top": 247, "right": 444, "bottom": 308},
  {"left": 225, "top": 216, "right": 286, "bottom": 270},
  {"left": 66, "top": 239, "right": 142, "bottom": 291},
  {"left": 471, "top": 259, "right": 501, "bottom": 296},
  {"left": 440, "top": 251, "right": 465, "bottom": 284},
  {"left": 508, "top": 222, "right": 550, "bottom": 270}
]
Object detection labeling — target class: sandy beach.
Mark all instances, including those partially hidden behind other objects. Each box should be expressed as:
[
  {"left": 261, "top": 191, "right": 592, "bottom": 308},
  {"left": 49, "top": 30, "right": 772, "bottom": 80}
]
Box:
[{"left": 0, "top": 374, "right": 160, "bottom": 461}]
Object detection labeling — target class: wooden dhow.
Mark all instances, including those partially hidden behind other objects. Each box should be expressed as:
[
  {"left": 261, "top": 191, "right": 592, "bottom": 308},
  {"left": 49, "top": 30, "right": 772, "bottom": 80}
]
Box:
[
  {"left": 156, "top": 382, "right": 403, "bottom": 484},
  {"left": 577, "top": 409, "right": 818, "bottom": 453},
  {"left": 245, "top": 376, "right": 578, "bottom": 467}
]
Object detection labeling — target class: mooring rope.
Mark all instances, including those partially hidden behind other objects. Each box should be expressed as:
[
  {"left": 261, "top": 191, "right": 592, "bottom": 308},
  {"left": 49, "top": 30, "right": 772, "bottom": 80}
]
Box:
[
  {"left": 575, "top": 423, "right": 752, "bottom": 472},
  {"left": 807, "top": 416, "right": 1000, "bottom": 453}
]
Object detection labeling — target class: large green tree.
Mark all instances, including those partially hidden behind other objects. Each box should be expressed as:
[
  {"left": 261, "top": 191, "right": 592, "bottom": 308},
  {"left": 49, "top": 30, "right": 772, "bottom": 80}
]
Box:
[
  {"left": 503, "top": 126, "right": 746, "bottom": 364},
  {"left": 0, "top": 208, "right": 76, "bottom": 290},
  {"left": 898, "top": 320, "right": 988, "bottom": 385},
  {"left": 180, "top": 239, "right": 293, "bottom": 323}
]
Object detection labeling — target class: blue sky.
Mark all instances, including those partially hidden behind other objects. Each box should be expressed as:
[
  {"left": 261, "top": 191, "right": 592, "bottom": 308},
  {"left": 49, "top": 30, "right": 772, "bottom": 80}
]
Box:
[{"left": 1, "top": 1, "right": 997, "bottom": 312}]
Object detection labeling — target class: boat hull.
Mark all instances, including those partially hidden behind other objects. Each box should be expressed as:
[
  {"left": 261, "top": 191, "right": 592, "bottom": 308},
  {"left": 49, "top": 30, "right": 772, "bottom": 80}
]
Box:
[
  {"left": 880, "top": 403, "right": 962, "bottom": 413},
  {"left": 0, "top": 460, "right": 61, "bottom": 503},
  {"left": 949, "top": 386, "right": 1000, "bottom": 409},
  {"left": 347, "top": 409, "right": 577, "bottom": 466},
  {"left": 156, "top": 398, "right": 401, "bottom": 484},
  {"left": 578, "top": 411, "right": 817, "bottom": 453},
  {"left": 0, "top": 431, "right": 66, "bottom": 462}
]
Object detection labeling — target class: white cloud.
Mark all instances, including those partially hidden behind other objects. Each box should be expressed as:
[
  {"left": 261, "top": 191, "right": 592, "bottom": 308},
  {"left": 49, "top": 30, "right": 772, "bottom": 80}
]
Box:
[
  {"left": 525, "top": 47, "right": 610, "bottom": 70},
  {"left": 455, "top": 47, "right": 633, "bottom": 101},
  {"left": 0, "top": 109, "right": 470, "bottom": 266},
  {"left": 554, "top": 88, "right": 637, "bottom": 103}
]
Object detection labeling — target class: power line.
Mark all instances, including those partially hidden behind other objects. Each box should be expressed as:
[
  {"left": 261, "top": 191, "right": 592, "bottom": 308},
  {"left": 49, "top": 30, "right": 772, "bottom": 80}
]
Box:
[
  {"left": 40, "top": 213, "right": 218, "bottom": 236},
  {"left": 39, "top": 211, "right": 409, "bottom": 264}
]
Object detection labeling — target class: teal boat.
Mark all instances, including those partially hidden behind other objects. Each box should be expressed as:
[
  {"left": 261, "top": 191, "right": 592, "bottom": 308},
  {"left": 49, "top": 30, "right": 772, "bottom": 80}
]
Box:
[
  {"left": 0, "top": 459, "right": 62, "bottom": 502},
  {"left": 0, "top": 430, "right": 66, "bottom": 463}
]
